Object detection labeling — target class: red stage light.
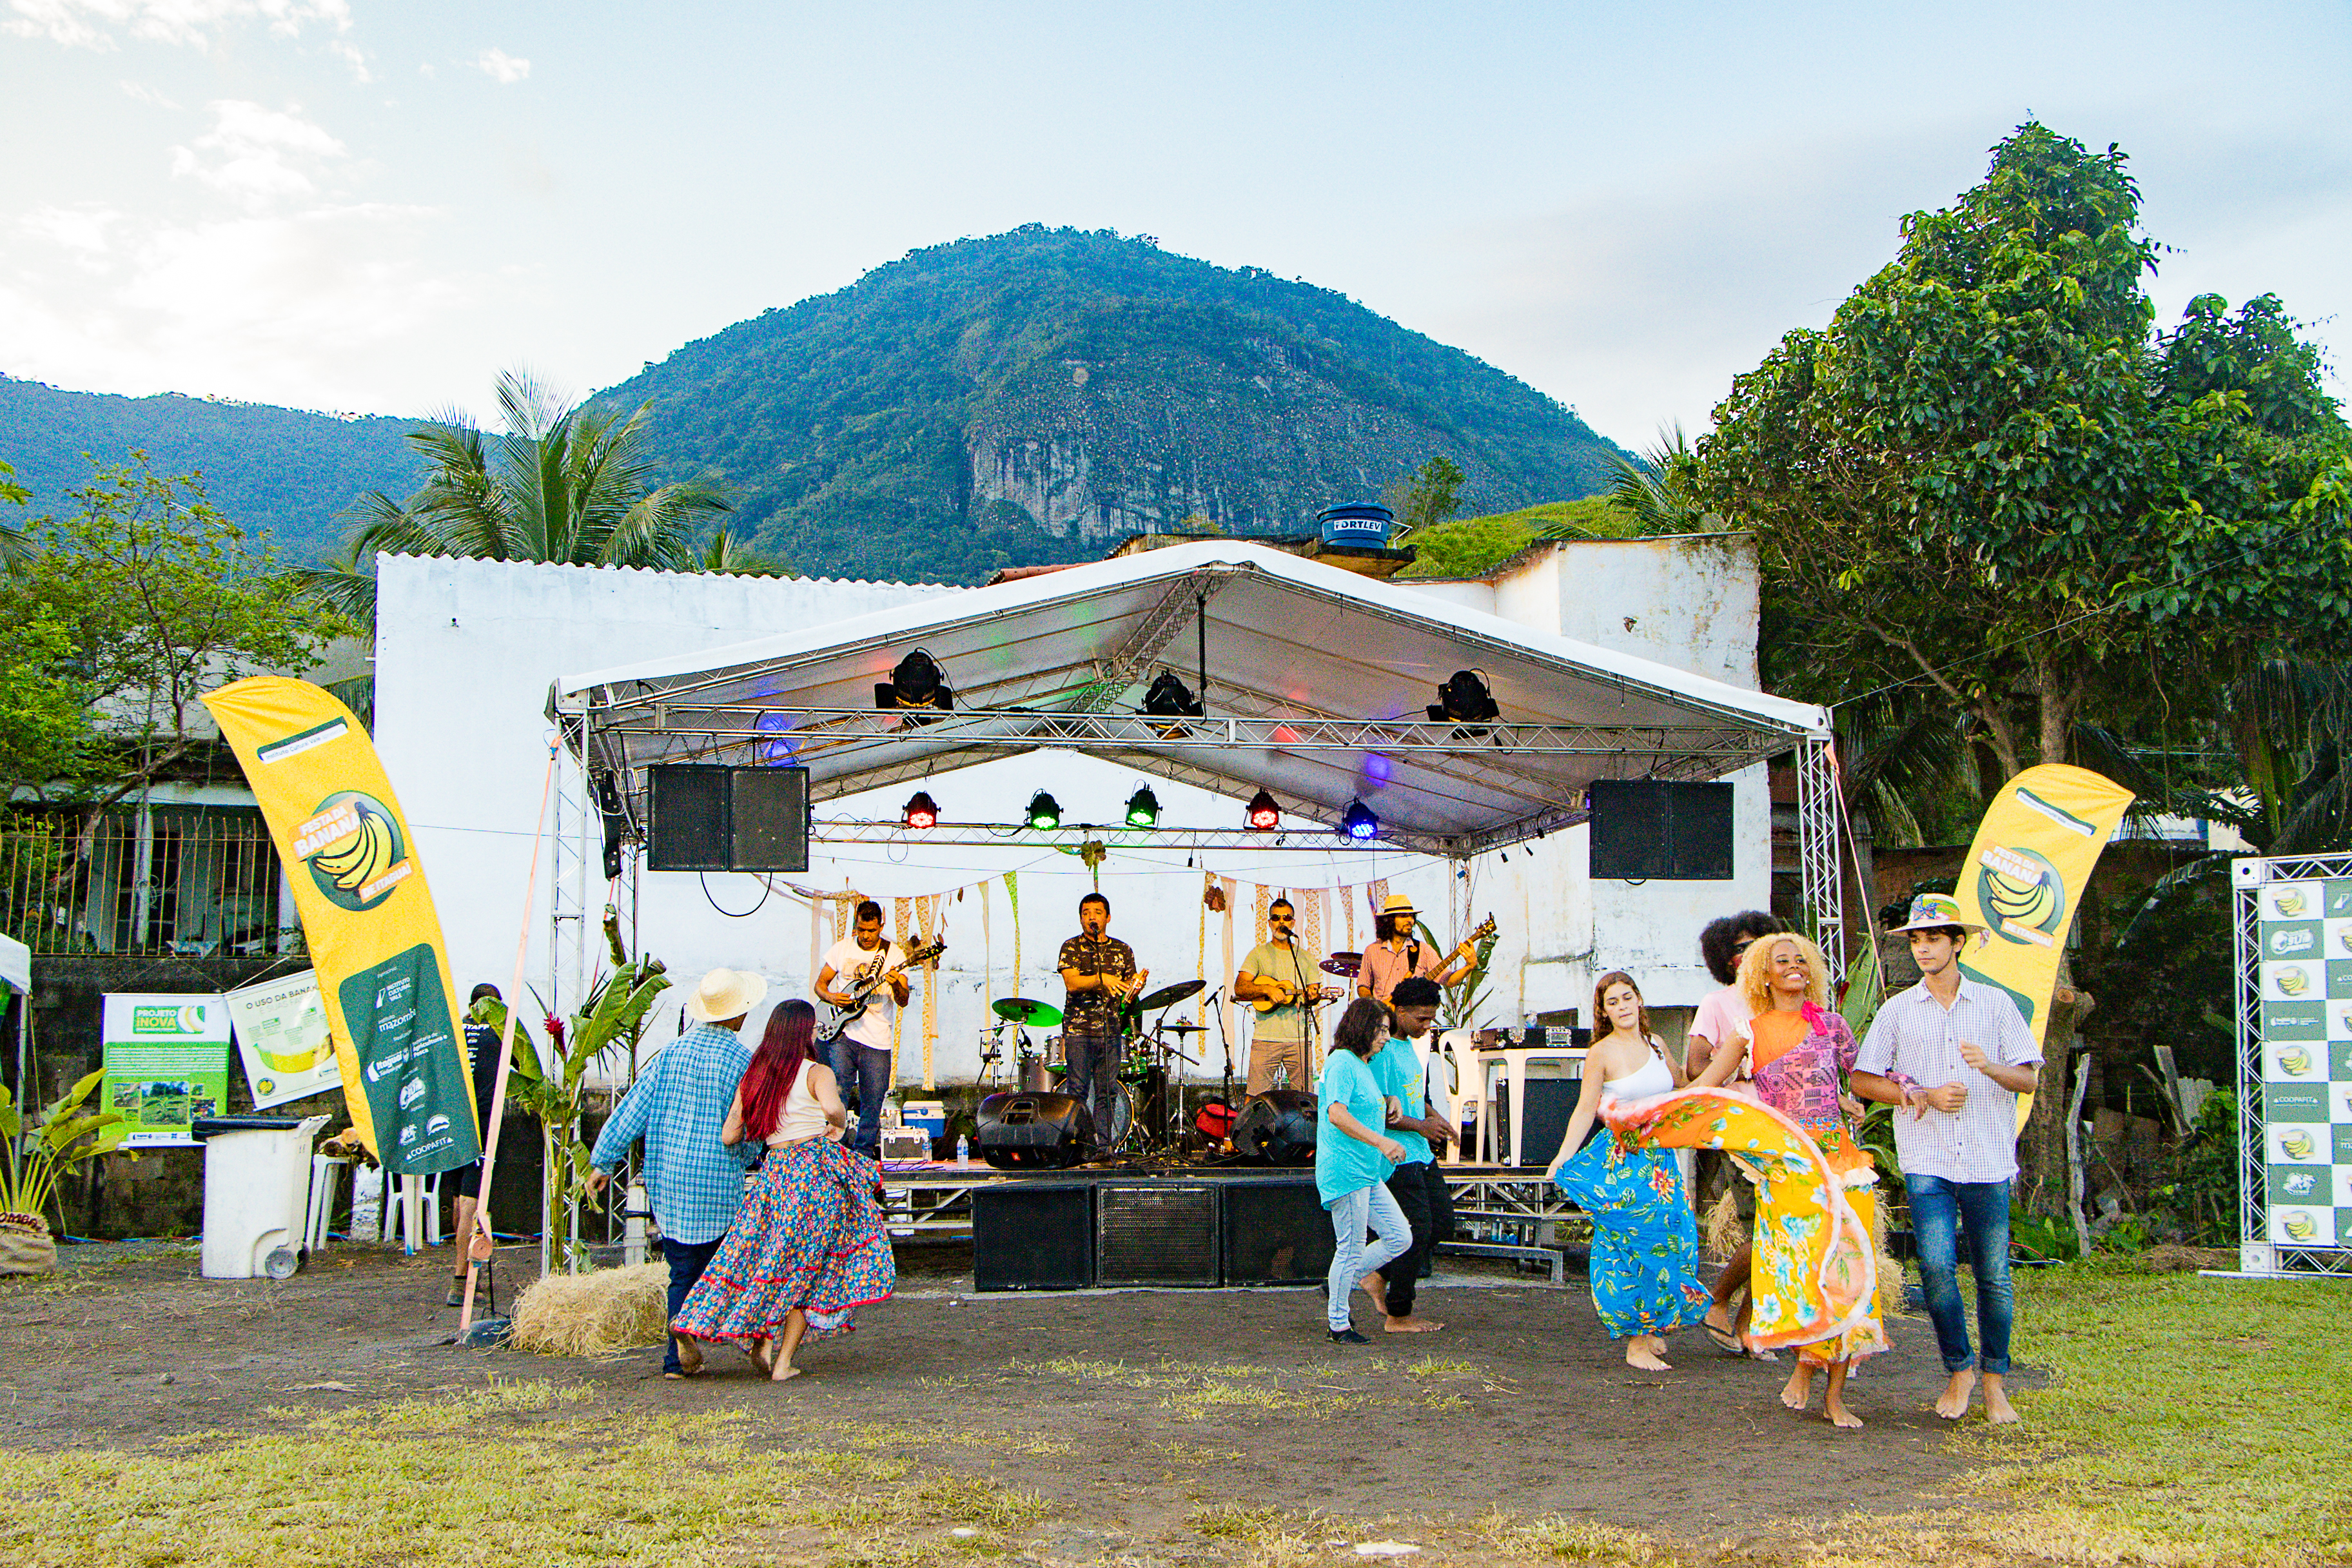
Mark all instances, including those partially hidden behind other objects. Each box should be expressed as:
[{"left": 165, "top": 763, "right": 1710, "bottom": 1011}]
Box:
[
  {"left": 1246, "top": 789, "right": 1280, "bottom": 831},
  {"left": 902, "top": 790, "right": 939, "bottom": 830}
]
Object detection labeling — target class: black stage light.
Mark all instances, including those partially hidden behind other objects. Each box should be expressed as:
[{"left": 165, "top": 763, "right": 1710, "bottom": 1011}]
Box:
[
  {"left": 902, "top": 790, "right": 939, "bottom": 830},
  {"left": 1245, "top": 789, "right": 1280, "bottom": 832},
  {"left": 1124, "top": 785, "right": 1160, "bottom": 828},
  {"left": 1426, "top": 668, "right": 1500, "bottom": 725},
  {"left": 1140, "top": 671, "right": 1204, "bottom": 718},
  {"left": 1026, "top": 790, "right": 1063, "bottom": 830},
  {"left": 876, "top": 647, "right": 953, "bottom": 712},
  {"left": 1338, "top": 799, "right": 1379, "bottom": 841}
]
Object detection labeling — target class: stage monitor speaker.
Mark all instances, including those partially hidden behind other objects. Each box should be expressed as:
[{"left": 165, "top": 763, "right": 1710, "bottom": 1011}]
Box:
[
  {"left": 645, "top": 764, "right": 731, "bottom": 871},
  {"left": 973, "top": 1181, "right": 1093, "bottom": 1291},
  {"left": 1235, "top": 1089, "right": 1318, "bottom": 1166},
  {"left": 1493, "top": 1076, "right": 1583, "bottom": 1167},
  {"left": 1219, "top": 1177, "right": 1336, "bottom": 1286},
  {"left": 728, "top": 765, "right": 808, "bottom": 872},
  {"left": 1587, "top": 779, "right": 1734, "bottom": 881},
  {"left": 975, "top": 1091, "right": 1093, "bottom": 1170},
  {"left": 1095, "top": 1182, "right": 1220, "bottom": 1287},
  {"left": 643, "top": 763, "right": 810, "bottom": 872}
]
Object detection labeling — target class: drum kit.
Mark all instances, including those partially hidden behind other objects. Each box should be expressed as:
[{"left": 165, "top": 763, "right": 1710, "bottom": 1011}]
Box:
[{"left": 977, "top": 978, "right": 1211, "bottom": 1152}]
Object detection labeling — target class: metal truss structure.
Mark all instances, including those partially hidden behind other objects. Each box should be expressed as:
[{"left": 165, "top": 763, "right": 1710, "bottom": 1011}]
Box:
[{"left": 1795, "top": 738, "right": 1848, "bottom": 987}]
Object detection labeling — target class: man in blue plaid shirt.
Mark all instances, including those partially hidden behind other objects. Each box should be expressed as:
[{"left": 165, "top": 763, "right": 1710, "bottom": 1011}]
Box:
[{"left": 589, "top": 967, "right": 764, "bottom": 1378}]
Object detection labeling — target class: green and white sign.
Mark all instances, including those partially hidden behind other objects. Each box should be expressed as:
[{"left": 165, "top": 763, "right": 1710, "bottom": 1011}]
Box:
[
  {"left": 2249, "top": 871, "right": 2352, "bottom": 1255},
  {"left": 101, "top": 992, "right": 233, "bottom": 1148},
  {"left": 222, "top": 970, "right": 342, "bottom": 1110}
]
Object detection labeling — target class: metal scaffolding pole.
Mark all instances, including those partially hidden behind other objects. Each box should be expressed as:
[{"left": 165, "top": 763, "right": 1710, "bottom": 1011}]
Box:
[{"left": 1795, "top": 737, "right": 1847, "bottom": 987}]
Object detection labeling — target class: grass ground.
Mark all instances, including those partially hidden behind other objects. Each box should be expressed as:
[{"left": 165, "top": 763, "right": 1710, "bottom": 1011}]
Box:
[{"left": 0, "top": 1259, "right": 2343, "bottom": 1566}]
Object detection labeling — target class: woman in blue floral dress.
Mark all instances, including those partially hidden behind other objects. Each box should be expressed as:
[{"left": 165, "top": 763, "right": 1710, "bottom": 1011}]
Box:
[
  {"left": 672, "top": 999, "right": 896, "bottom": 1381},
  {"left": 1545, "top": 972, "right": 1743, "bottom": 1369}
]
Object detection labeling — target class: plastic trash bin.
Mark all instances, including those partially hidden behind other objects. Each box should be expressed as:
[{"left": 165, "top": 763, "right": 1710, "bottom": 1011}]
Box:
[{"left": 194, "top": 1115, "right": 330, "bottom": 1280}]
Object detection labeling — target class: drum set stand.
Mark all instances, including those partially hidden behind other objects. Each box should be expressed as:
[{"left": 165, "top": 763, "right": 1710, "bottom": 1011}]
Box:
[{"left": 978, "top": 978, "right": 1217, "bottom": 1153}]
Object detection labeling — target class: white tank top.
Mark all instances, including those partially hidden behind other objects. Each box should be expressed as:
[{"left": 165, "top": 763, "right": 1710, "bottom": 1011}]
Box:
[
  {"left": 1602, "top": 1041, "right": 1676, "bottom": 1100},
  {"left": 769, "top": 1066, "right": 830, "bottom": 1145}
]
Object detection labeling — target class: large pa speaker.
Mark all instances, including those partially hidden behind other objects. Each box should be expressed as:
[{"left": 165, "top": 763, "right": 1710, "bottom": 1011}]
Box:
[
  {"left": 973, "top": 1181, "right": 1093, "bottom": 1291},
  {"left": 1493, "top": 1075, "right": 1583, "bottom": 1168},
  {"left": 1587, "top": 779, "right": 1734, "bottom": 881},
  {"left": 644, "top": 764, "right": 810, "bottom": 873},
  {"left": 1220, "top": 1177, "right": 1336, "bottom": 1286},
  {"left": 975, "top": 1091, "right": 1093, "bottom": 1170},
  {"left": 1095, "top": 1182, "right": 1220, "bottom": 1287},
  {"left": 1235, "top": 1089, "right": 1318, "bottom": 1166}
]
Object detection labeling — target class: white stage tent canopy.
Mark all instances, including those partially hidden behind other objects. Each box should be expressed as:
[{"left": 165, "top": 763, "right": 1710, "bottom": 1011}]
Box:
[{"left": 551, "top": 542, "right": 1835, "bottom": 883}]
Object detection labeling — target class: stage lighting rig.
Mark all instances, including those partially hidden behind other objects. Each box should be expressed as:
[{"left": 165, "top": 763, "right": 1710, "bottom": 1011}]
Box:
[
  {"left": 1026, "top": 790, "right": 1063, "bottom": 830},
  {"left": 1140, "top": 671, "right": 1203, "bottom": 718},
  {"left": 1245, "top": 789, "right": 1281, "bottom": 832},
  {"left": 1427, "top": 667, "right": 1500, "bottom": 737},
  {"left": 876, "top": 647, "right": 953, "bottom": 714},
  {"left": 1124, "top": 785, "right": 1161, "bottom": 828},
  {"left": 901, "top": 791, "right": 939, "bottom": 830},
  {"left": 1338, "top": 799, "right": 1379, "bottom": 841}
]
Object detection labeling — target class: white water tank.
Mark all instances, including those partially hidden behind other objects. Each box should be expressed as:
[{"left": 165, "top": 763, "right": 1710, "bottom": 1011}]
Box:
[{"left": 195, "top": 1115, "right": 330, "bottom": 1279}]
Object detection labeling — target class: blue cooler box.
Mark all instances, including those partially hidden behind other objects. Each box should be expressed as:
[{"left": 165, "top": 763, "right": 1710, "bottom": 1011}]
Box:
[{"left": 899, "top": 1100, "right": 947, "bottom": 1152}]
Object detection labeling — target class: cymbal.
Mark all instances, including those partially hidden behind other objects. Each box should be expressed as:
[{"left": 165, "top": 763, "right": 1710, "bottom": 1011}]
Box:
[
  {"left": 1136, "top": 978, "right": 1205, "bottom": 1011},
  {"left": 992, "top": 997, "right": 1063, "bottom": 1026},
  {"left": 1155, "top": 1021, "right": 1207, "bottom": 1035},
  {"left": 1320, "top": 952, "right": 1362, "bottom": 978}
]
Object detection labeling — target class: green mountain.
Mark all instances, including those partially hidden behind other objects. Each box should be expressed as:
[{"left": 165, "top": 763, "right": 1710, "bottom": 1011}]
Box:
[
  {"left": 0, "top": 375, "right": 422, "bottom": 559},
  {"left": 603, "top": 226, "right": 1628, "bottom": 582}
]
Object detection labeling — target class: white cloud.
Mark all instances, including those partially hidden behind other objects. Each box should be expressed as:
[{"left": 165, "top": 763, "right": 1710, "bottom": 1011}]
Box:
[
  {"left": 168, "top": 99, "right": 346, "bottom": 210},
  {"left": 473, "top": 46, "right": 528, "bottom": 84},
  {"left": 5, "top": 0, "right": 351, "bottom": 50},
  {"left": 21, "top": 204, "right": 119, "bottom": 260},
  {"left": 328, "top": 35, "right": 368, "bottom": 83},
  {"left": 116, "top": 78, "right": 179, "bottom": 108}
]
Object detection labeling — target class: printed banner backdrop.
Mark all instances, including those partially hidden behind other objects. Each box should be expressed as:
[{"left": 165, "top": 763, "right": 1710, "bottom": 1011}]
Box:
[
  {"left": 199, "top": 677, "right": 480, "bottom": 1175},
  {"left": 222, "top": 969, "right": 342, "bottom": 1110},
  {"left": 2250, "top": 872, "right": 2352, "bottom": 1250},
  {"left": 101, "top": 994, "right": 231, "bottom": 1148}
]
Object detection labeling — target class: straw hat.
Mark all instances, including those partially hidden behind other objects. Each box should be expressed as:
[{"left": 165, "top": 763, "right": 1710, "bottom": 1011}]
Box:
[
  {"left": 1886, "top": 893, "right": 1986, "bottom": 936},
  {"left": 683, "top": 967, "right": 768, "bottom": 1023},
  {"left": 1378, "top": 894, "right": 1420, "bottom": 919}
]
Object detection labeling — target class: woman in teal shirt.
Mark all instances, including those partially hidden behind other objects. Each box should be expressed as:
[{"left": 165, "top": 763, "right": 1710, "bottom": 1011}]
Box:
[{"left": 1317, "top": 999, "right": 1410, "bottom": 1344}]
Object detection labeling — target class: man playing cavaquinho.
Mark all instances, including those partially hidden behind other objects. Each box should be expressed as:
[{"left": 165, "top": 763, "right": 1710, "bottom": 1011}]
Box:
[{"left": 1236, "top": 897, "right": 1339, "bottom": 1095}]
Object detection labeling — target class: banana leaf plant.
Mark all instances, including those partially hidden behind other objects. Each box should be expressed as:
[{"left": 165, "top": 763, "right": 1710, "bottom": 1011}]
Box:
[
  {"left": 0, "top": 1070, "right": 131, "bottom": 1233},
  {"left": 1420, "top": 919, "right": 1498, "bottom": 1032},
  {"left": 476, "top": 957, "right": 669, "bottom": 1271}
]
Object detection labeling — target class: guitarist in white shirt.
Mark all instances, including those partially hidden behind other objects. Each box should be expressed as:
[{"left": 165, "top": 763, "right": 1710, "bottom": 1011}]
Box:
[{"left": 814, "top": 900, "right": 907, "bottom": 1159}]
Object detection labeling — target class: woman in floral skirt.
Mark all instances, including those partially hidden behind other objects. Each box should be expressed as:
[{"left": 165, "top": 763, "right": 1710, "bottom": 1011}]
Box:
[{"left": 672, "top": 999, "right": 896, "bottom": 1381}]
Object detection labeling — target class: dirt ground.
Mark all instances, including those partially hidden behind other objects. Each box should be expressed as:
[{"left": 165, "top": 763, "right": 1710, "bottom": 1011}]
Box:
[{"left": 0, "top": 1239, "right": 2023, "bottom": 1563}]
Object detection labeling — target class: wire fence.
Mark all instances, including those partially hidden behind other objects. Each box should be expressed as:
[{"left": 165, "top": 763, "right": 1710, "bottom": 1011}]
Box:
[{"left": 0, "top": 808, "right": 304, "bottom": 957}]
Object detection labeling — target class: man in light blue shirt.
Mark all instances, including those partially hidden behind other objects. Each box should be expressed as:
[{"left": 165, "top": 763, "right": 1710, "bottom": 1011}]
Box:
[
  {"left": 589, "top": 967, "right": 763, "bottom": 1378},
  {"left": 1368, "top": 976, "right": 1453, "bottom": 1332}
]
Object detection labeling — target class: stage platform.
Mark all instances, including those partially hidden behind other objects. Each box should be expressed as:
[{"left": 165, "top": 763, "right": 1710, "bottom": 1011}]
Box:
[{"left": 878, "top": 1160, "right": 1579, "bottom": 1282}]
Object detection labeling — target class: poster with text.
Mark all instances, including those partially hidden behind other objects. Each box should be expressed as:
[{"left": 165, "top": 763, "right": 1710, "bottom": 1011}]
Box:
[
  {"left": 222, "top": 970, "right": 342, "bottom": 1110},
  {"left": 101, "top": 993, "right": 232, "bottom": 1148},
  {"left": 2253, "top": 874, "right": 2352, "bottom": 1249}
]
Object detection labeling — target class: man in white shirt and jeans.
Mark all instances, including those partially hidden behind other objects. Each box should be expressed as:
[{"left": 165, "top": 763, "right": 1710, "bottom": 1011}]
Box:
[
  {"left": 1852, "top": 893, "right": 2041, "bottom": 1426},
  {"left": 814, "top": 900, "right": 907, "bottom": 1160}
]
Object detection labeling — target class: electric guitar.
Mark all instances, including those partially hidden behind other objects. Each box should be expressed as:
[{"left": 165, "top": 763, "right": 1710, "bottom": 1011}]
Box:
[{"left": 821, "top": 936, "right": 946, "bottom": 1036}]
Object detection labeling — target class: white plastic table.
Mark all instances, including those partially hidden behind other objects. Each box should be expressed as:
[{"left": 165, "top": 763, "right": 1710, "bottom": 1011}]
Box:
[{"left": 1473, "top": 1046, "right": 1589, "bottom": 1166}]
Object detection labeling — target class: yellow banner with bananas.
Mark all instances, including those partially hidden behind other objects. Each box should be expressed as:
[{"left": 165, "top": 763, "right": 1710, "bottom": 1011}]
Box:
[
  {"left": 199, "top": 677, "right": 480, "bottom": 1175},
  {"left": 1954, "top": 765, "right": 2135, "bottom": 1115}
]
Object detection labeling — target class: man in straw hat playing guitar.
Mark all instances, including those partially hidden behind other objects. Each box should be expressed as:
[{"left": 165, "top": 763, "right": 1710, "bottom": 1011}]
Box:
[
  {"left": 1357, "top": 892, "right": 1489, "bottom": 1004},
  {"left": 588, "top": 966, "right": 765, "bottom": 1380}
]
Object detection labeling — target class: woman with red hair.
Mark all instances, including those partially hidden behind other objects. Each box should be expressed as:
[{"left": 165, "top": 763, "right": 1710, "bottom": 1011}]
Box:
[{"left": 671, "top": 999, "right": 897, "bottom": 1380}]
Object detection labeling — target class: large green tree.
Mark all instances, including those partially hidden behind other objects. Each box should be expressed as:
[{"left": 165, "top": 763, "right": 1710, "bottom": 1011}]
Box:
[{"left": 1700, "top": 124, "right": 2352, "bottom": 784}]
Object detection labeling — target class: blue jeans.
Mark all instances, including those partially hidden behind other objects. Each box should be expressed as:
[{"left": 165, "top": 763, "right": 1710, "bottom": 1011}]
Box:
[
  {"left": 1326, "top": 1182, "right": 1412, "bottom": 1333},
  {"left": 661, "top": 1236, "right": 722, "bottom": 1373},
  {"left": 830, "top": 1038, "right": 892, "bottom": 1158},
  {"left": 1905, "top": 1173, "right": 2015, "bottom": 1375},
  {"left": 1061, "top": 1033, "right": 1121, "bottom": 1153}
]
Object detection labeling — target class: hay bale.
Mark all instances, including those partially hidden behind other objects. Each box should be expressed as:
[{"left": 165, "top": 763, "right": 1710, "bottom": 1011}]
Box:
[{"left": 510, "top": 1262, "right": 671, "bottom": 1357}]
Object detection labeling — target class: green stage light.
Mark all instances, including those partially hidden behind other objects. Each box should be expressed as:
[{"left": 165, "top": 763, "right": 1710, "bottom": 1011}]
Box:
[
  {"left": 1026, "top": 790, "right": 1062, "bottom": 830},
  {"left": 1124, "top": 785, "right": 1161, "bottom": 828}
]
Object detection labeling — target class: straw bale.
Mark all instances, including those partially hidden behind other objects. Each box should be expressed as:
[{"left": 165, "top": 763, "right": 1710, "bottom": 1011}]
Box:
[{"left": 510, "top": 1262, "right": 671, "bottom": 1357}]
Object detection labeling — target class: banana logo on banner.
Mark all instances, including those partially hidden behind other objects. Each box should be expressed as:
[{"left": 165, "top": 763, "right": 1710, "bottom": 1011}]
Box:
[
  {"left": 199, "top": 677, "right": 480, "bottom": 1176},
  {"left": 1952, "top": 764, "right": 2135, "bottom": 1122}
]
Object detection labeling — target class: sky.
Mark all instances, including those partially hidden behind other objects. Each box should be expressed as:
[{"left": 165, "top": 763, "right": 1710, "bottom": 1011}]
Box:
[{"left": 3, "top": 1, "right": 2347, "bottom": 450}]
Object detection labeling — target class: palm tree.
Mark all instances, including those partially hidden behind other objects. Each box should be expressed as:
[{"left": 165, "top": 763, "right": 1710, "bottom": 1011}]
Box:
[
  {"left": 294, "top": 368, "right": 736, "bottom": 632},
  {"left": 1603, "top": 423, "right": 1711, "bottom": 534}
]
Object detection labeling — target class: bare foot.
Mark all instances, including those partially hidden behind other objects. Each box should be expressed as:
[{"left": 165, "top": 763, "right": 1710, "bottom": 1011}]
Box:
[
  {"left": 769, "top": 1362, "right": 803, "bottom": 1384},
  {"left": 1625, "top": 1338, "right": 1671, "bottom": 1372},
  {"left": 742, "top": 1339, "right": 773, "bottom": 1376},
  {"left": 1779, "top": 1362, "right": 1815, "bottom": 1411},
  {"left": 1383, "top": 1315, "right": 1443, "bottom": 1332},
  {"left": 674, "top": 1336, "right": 703, "bottom": 1376},
  {"left": 1982, "top": 1374, "right": 2020, "bottom": 1425},
  {"left": 1934, "top": 1366, "right": 1979, "bottom": 1420},
  {"left": 1825, "top": 1391, "right": 1864, "bottom": 1429},
  {"left": 1360, "top": 1271, "right": 1390, "bottom": 1318}
]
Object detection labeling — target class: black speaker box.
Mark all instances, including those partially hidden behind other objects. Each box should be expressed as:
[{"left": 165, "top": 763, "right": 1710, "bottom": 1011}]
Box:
[
  {"left": 975, "top": 1091, "right": 1093, "bottom": 1170},
  {"left": 1493, "top": 1076, "right": 1583, "bottom": 1168},
  {"left": 973, "top": 1181, "right": 1093, "bottom": 1291},
  {"left": 1219, "top": 1177, "right": 1336, "bottom": 1286},
  {"left": 727, "top": 765, "right": 808, "bottom": 872},
  {"left": 644, "top": 763, "right": 810, "bottom": 873},
  {"left": 1235, "top": 1089, "right": 1318, "bottom": 1166},
  {"left": 1587, "top": 779, "right": 1734, "bottom": 881},
  {"left": 1095, "top": 1182, "right": 1220, "bottom": 1287}
]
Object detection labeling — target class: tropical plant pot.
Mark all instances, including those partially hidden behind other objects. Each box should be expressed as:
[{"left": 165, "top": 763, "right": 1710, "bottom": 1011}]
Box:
[{"left": 0, "top": 1212, "right": 55, "bottom": 1275}]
